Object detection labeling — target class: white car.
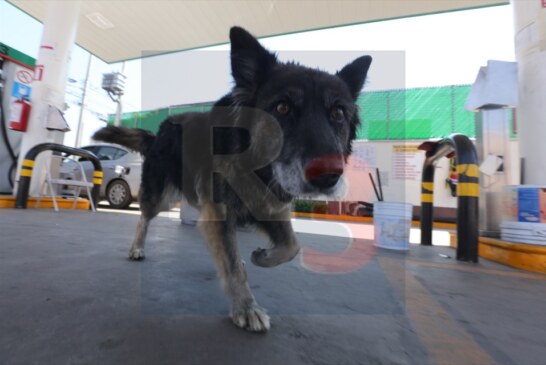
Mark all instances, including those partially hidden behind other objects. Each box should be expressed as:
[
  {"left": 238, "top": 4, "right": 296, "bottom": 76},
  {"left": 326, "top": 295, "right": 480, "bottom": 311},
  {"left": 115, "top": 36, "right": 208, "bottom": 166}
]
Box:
[{"left": 61, "top": 144, "right": 142, "bottom": 209}]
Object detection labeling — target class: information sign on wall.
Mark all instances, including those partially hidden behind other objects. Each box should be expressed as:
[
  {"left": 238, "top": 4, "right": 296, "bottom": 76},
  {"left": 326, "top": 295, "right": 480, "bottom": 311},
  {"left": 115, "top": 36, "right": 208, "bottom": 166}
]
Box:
[{"left": 392, "top": 144, "right": 424, "bottom": 181}]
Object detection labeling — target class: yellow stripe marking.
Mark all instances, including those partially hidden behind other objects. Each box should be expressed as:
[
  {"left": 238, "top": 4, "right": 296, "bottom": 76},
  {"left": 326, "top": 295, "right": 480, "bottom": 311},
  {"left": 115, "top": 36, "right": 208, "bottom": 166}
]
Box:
[
  {"left": 93, "top": 178, "right": 103, "bottom": 185},
  {"left": 457, "top": 182, "right": 479, "bottom": 197},
  {"left": 93, "top": 171, "right": 103, "bottom": 177},
  {"left": 421, "top": 193, "right": 433, "bottom": 203},
  {"left": 379, "top": 258, "right": 497, "bottom": 365},
  {"left": 20, "top": 169, "right": 33, "bottom": 177},
  {"left": 22, "top": 159, "right": 35, "bottom": 167},
  {"left": 422, "top": 182, "right": 434, "bottom": 191},
  {"left": 456, "top": 164, "right": 479, "bottom": 178},
  {"left": 410, "top": 260, "right": 546, "bottom": 280}
]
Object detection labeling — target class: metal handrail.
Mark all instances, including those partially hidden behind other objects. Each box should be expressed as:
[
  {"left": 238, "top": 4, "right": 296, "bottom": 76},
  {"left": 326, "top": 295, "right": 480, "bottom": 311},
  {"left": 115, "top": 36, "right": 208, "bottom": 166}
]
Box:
[
  {"left": 15, "top": 143, "right": 103, "bottom": 209},
  {"left": 418, "top": 134, "right": 479, "bottom": 262}
]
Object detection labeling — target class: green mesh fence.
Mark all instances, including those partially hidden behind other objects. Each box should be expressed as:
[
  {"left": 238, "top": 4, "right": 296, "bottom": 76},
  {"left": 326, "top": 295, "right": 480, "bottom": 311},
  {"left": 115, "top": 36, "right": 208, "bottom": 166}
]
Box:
[
  {"left": 357, "top": 85, "right": 476, "bottom": 140},
  {"left": 110, "top": 109, "right": 169, "bottom": 133},
  {"left": 108, "top": 103, "right": 211, "bottom": 133},
  {"left": 109, "top": 85, "right": 516, "bottom": 140},
  {"left": 169, "top": 104, "right": 212, "bottom": 115},
  {"left": 508, "top": 108, "right": 516, "bottom": 138}
]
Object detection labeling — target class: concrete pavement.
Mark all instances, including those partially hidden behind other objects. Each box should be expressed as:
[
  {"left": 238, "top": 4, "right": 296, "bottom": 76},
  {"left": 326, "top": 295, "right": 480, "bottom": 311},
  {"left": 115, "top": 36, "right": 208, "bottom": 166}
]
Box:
[{"left": 1, "top": 208, "right": 545, "bottom": 364}]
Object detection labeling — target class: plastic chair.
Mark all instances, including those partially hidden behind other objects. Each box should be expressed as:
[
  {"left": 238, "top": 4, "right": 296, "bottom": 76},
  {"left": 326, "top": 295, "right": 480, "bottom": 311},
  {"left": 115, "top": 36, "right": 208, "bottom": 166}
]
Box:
[{"left": 35, "top": 154, "right": 96, "bottom": 212}]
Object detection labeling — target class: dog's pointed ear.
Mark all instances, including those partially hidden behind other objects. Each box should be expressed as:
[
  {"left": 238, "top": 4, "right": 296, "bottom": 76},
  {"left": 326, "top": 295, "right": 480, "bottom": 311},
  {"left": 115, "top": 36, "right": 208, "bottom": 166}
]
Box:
[
  {"left": 230, "top": 26, "right": 277, "bottom": 87},
  {"left": 337, "top": 55, "right": 372, "bottom": 99}
]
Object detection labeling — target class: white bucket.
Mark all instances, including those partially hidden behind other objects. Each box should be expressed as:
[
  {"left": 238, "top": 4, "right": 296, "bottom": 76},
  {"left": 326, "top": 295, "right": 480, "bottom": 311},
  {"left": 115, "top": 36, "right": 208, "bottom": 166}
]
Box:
[{"left": 373, "top": 202, "right": 413, "bottom": 250}]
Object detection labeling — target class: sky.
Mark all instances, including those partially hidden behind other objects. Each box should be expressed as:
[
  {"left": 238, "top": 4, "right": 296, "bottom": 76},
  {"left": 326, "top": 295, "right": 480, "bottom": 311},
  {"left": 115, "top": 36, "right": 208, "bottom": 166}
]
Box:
[{"left": 0, "top": 1, "right": 515, "bottom": 146}]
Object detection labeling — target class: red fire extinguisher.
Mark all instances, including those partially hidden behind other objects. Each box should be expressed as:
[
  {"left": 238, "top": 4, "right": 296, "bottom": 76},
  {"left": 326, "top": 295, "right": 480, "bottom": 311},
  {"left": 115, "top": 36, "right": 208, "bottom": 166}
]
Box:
[{"left": 9, "top": 97, "right": 31, "bottom": 132}]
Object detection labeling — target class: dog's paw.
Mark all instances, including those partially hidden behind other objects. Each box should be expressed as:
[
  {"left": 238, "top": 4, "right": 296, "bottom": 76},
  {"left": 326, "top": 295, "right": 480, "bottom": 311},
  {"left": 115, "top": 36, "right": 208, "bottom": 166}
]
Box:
[
  {"left": 231, "top": 304, "right": 271, "bottom": 332},
  {"left": 128, "top": 248, "right": 145, "bottom": 260},
  {"left": 251, "top": 246, "right": 300, "bottom": 268}
]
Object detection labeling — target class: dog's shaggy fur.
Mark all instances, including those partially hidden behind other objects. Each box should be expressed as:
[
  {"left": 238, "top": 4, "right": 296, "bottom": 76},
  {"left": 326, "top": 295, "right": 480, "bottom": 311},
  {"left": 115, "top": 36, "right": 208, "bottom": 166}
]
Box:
[{"left": 93, "top": 27, "right": 371, "bottom": 332}]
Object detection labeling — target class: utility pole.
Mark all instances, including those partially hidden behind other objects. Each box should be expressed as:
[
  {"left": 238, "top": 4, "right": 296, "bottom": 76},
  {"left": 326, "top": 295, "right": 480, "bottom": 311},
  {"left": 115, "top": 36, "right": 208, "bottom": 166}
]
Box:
[
  {"left": 75, "top": 53, "right": 92, "bottom": 147},
  {"left": 102, "top": 62, "right": 126, "bottom": 127},
  {"left": 114, "top": 61, "right": 126, "bottom": 126}
]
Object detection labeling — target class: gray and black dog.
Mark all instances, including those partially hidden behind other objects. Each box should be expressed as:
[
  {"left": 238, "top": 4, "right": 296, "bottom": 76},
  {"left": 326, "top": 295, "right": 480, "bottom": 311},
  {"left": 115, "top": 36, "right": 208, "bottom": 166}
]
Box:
[{"left": 93, "top": 26, "right": 372, "bottom": 332}]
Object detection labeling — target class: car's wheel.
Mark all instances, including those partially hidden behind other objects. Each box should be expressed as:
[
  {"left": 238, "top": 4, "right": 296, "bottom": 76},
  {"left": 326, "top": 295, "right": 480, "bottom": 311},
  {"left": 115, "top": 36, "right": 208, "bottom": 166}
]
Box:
[{"left": 106, "top": 179, "right": 133, "bottom": 209}]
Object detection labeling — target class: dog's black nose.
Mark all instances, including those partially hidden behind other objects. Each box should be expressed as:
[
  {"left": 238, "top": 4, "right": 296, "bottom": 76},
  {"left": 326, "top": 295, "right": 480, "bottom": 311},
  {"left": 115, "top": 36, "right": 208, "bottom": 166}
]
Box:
[
  {"left": 304, "top": 155, "right": 344, "bottom": 190},
  {"left": 309, "top": 173, "right": 341, "bottom": 189}
]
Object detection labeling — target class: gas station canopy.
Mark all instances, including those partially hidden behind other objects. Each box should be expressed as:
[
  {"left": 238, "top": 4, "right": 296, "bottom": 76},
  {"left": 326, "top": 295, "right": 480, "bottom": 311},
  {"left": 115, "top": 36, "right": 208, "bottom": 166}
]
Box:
[{"left": 9, "top": 0, "right": 507, "bottom": 63}]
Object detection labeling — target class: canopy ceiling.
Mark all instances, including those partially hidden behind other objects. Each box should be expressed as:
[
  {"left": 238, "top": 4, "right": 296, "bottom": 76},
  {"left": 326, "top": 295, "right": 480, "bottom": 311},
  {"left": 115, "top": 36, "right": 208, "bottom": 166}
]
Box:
[{"left": 9, "top": 0, "right": 508, "bottom": 63}]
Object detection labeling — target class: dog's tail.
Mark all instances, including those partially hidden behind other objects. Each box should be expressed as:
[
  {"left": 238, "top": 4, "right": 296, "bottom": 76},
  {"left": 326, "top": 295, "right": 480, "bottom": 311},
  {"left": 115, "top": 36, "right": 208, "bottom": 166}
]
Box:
[{"left": 92, "top": 126, "right": 155, "bottom": 156}]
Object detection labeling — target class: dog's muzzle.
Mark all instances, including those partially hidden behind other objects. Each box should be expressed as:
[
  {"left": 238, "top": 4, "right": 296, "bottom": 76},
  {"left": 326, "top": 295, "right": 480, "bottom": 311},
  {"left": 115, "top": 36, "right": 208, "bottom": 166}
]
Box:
[{"left": 304, "top": 155, "right": 344, "bottom": 190}]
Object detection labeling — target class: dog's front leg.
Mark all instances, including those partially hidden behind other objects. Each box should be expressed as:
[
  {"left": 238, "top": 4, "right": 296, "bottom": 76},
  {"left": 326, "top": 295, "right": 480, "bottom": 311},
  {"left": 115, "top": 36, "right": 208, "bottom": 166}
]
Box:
[
  {"left": 253, "top": 217, "right": 300, "bottom": 268},
  {"left": 198, "top": 203, "right": 270, "bottom": 332}
]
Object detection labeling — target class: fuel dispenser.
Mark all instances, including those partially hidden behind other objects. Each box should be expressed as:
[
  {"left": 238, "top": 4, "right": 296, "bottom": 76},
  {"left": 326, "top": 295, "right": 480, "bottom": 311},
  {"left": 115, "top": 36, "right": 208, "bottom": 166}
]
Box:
[
  {"left": 465, "top": 60, "right": 519, "bottom": 237},
  {"left": 0, "top": 43, "right": 35, "bottom": 194}
]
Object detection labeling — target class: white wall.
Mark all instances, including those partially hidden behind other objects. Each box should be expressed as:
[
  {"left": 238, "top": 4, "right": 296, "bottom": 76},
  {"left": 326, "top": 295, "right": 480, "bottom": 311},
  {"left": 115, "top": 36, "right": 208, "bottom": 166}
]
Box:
[{"left": 343, "top": 140, "right": 456, "bottom": 208}]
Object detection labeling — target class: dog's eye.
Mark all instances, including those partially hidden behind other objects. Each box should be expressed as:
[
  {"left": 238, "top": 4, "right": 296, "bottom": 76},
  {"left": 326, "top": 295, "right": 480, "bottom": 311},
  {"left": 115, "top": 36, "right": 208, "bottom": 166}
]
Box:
[
  {"left": 276, "top": 102, "right": 290, "bottom": 115},
  {"left": 331, "top": 107, "right": 345, "bottom": 122}
]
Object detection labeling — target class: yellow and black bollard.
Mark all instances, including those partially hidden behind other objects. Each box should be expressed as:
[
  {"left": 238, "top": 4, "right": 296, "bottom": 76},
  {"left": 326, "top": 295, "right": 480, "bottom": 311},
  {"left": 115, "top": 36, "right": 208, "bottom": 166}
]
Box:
[
  {"left": 420, "top": 169, "right": 435, "bottom": 246},
  {"left": 418, "top": 134, "right": 479, "bottom": 262}
]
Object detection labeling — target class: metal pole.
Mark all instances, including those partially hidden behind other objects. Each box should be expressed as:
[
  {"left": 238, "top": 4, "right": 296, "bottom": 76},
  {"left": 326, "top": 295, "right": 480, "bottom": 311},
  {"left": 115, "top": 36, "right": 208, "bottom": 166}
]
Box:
[
  {"left": 75, "top": 53, "right": 92, "bottom": 147},
  {"left": 114, "top": 99, "right": 122, "bottom": 126}
]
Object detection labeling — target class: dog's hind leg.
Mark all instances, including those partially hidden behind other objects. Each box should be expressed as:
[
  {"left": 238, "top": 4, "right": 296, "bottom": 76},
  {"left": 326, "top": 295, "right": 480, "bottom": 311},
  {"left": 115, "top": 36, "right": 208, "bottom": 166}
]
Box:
[
  {"left": 129, "top": 215, "right": 153, "bottom": 260},
  {"left": 128, "top": 185, "right": 162, "bottom": 260},
  {"left": 199, "top": 203, "right": 270, "bottom": 332},
  {"left": 252, "top": 211, "right": 300, "bottom": 268}
]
